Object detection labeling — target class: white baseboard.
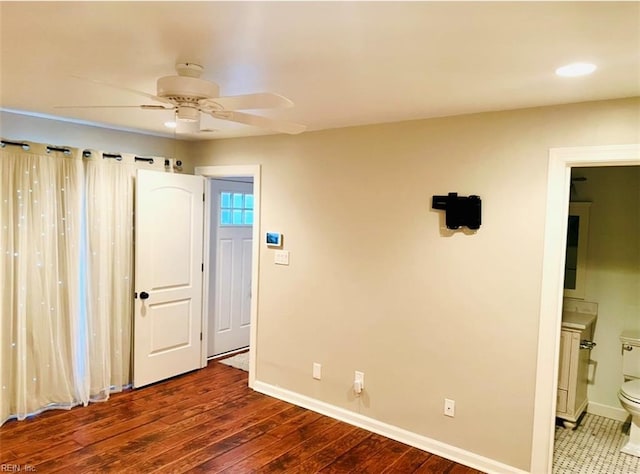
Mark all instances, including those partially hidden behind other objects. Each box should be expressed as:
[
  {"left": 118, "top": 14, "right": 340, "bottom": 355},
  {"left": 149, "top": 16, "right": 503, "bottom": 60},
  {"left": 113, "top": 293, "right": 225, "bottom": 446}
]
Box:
[
  {"left": 587, "top": 401, "right": 629, "bottom": 422},
  {"left": 252, "top": 380, "right": 528, "bottom": 474}
]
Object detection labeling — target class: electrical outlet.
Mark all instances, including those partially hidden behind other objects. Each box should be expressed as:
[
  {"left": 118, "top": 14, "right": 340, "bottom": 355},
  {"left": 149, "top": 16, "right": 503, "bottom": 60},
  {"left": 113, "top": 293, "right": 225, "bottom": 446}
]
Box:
[
  {"left": 444, "top": 398, "right": 455, "bottom": 417},
  {"left": 313, "top": 362, "right": 322, "bottom": 380}
]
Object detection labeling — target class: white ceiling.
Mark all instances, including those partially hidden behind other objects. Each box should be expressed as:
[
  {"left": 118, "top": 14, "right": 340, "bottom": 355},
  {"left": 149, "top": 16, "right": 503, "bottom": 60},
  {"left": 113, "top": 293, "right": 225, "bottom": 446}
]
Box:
[{"left": 1, "top": 2, "right": 638, "bottom": 140}]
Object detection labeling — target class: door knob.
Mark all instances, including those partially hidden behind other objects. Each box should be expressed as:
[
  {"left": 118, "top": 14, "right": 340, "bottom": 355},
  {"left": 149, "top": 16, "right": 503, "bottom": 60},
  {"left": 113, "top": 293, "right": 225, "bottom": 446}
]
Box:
[{"left": 140, "top": 291, "right": 150, "bottom": 300}]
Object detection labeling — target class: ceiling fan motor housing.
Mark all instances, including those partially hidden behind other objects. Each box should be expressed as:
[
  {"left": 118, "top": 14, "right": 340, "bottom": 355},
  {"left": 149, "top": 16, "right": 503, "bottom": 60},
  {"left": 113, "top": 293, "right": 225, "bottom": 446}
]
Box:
[{"left": 157, "top": 76, "right": 219, "bottom": 104}]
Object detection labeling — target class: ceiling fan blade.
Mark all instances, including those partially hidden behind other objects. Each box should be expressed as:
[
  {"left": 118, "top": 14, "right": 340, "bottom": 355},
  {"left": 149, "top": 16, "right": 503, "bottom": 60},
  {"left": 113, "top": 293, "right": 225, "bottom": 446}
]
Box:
[
  {"left": 71, "top": 75, "right": 175, "bottom": 106},
  {"left": 54, "top": 104, "right": 173, "bottom": 110},
  {"left": 199, "top": 93, "right": 293, "bottom": 111},
  {"left": 208, "top": 110, "right": 306, "bottom": 135}
]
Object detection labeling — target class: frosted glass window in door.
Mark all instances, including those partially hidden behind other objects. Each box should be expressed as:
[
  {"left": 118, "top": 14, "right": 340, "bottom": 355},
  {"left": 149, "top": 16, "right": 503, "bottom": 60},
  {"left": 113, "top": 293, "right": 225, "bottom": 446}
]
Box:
[
  {"left": 220, "top": 192, "right": 254, "bottom": 227},
  {"left": 221, "top": 192, "right": 231, "bottom": 208}
]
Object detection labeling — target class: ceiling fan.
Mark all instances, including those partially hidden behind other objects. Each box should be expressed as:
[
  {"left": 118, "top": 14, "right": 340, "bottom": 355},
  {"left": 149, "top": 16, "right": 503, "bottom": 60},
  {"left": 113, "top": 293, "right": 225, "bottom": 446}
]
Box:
[{"left": 57, "top": 62, "right": 306, "bottom": 135}]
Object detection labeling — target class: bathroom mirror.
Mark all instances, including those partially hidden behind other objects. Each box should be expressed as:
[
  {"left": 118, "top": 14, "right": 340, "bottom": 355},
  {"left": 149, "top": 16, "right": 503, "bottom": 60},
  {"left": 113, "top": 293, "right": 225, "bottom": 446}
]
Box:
[{"left": 564, "top": 202, "right": 591, "bottom": 299}]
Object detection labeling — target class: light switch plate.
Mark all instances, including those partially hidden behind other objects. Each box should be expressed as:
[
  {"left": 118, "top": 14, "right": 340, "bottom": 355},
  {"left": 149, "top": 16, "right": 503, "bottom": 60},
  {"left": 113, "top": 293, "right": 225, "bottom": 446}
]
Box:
[
  {"left": 313, "top": 362, "right": 322, "bottom": 380},
  {"left": 274, "top": 250, "right": 290, "bottom": 265}
]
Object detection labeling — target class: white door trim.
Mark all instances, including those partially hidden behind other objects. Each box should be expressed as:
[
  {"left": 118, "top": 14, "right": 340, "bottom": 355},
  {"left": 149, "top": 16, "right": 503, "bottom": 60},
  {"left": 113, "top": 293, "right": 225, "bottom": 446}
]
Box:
[
  {"left": 195, "top": 165, "right": 261, "bottom": 388},
  {"left": 531, "top": 144, "right": 640, "bottom": 473}
]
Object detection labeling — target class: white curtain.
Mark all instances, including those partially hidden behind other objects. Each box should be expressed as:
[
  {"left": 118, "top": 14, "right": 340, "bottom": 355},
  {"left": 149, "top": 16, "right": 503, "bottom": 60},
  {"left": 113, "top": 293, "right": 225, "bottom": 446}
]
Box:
[
  {"left": 1, "top": 144, "right": 84, "bottom": 422},
  {"left": 83, "top": 152, "right": 136, "bottom": 400},
  {"left": 0, "top": 142, "right": 171, "bottom": 425}
]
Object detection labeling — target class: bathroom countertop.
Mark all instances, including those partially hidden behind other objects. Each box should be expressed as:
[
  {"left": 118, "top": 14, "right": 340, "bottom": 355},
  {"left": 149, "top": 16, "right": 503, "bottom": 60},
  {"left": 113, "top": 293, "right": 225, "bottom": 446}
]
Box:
[
  {"left": 621, "top": 330, "right": 640, "bottom": 344},
  {"left": 562, "top": 311, "right": 597, "bottom": 331}
]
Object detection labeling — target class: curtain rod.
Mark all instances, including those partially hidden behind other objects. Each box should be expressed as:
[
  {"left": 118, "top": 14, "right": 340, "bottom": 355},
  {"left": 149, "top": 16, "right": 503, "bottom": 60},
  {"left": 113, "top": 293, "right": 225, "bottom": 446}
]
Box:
[
  {"left": 135, "top": 156, "right": 154, "bottom": 164},
  {"left": 46, "top": 145, "right": 71, "bottom": 155},
  {"left": 1, "top": 141, "right": 72, "bottom": 155},
  {"left": 1, "top": 139, "right": 30, "bottom": 150},
  {"left": 85, "top": 152, "right": 161, "bottom": 164},
  {"left": 103, "top": 152, "right": 123, "bottom": 161},
  {"left": 82, "top": 151, "right": 125, "bottom": 161},
  {"left": 3, "top": 139, "right": 177, "bottom": 169}
]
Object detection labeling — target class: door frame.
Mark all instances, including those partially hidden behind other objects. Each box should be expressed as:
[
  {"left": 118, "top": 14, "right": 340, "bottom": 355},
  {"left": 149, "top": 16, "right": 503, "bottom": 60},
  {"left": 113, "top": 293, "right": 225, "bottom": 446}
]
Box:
[
  {"left": 531, "top": 144, "right": 640, "bottom": 473},
  {"left": 195, "top": 164, "right": 261, "bottom": 388}
]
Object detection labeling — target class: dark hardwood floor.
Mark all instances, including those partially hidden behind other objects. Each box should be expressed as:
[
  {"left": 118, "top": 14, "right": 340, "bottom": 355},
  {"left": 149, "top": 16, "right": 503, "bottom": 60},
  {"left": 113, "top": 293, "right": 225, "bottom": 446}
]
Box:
[{"left": 0, "top": 361, "right": 484, "bottom": 473}]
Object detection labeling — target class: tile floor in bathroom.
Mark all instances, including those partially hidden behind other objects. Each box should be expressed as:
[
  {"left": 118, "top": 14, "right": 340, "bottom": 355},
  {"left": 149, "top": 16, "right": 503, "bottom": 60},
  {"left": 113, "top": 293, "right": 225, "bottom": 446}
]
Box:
[{"left": 554, "top": 413, "right": 639, "bottom": 474}]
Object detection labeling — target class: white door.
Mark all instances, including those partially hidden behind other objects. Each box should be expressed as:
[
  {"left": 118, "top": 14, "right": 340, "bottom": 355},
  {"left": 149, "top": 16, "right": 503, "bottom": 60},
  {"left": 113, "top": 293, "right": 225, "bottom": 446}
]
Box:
[
  {"left": 208, "top": 179, "right": 253, "bottom": 357},
  {"left": 134, "top": 169, "right": 204, "bottom": 388}
]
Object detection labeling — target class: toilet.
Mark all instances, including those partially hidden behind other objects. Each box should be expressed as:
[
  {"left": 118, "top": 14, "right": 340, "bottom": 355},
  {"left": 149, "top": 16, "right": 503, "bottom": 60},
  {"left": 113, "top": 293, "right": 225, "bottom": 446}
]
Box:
[{"left": 619, "top": 330, "right": 640, "bottom": 457}]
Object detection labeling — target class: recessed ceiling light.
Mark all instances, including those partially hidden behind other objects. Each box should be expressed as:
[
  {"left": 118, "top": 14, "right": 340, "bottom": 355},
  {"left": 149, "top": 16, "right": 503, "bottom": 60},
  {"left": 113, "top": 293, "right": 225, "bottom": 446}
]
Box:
[
  {"left": 555, "top": 62, "right": 597, "bottom": 77},
  {"left": 164, "top": 121, "right": 177, "bottom": 129}
]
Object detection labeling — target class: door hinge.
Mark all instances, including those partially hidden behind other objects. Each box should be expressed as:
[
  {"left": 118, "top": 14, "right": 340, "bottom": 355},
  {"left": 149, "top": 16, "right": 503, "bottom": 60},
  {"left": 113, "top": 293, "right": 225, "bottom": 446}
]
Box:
[
  {"left": 201, "top": 263, "right": 204, "bottom": 272},
  {"left": 134, "top": 292, "right": 138, "bottom": 299},
  {"left": 200, "top": 332, "right": 203, "bottom": 341},
  {"left": 203, "top": 193, "right": 205, "bottom": 202}
]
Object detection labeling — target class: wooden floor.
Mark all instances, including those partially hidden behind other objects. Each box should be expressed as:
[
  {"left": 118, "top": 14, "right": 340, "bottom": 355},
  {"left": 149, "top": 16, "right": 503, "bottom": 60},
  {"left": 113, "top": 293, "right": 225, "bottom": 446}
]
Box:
[{"left": 0, "top": 361, "right": 484, "bottom": 473}]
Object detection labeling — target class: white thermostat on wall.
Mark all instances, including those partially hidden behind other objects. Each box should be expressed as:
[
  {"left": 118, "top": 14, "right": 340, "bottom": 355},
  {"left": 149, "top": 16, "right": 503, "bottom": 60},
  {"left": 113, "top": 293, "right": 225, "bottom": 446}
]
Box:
[{"left": 265, "top": 232, "right": 282, "bottom": 247}]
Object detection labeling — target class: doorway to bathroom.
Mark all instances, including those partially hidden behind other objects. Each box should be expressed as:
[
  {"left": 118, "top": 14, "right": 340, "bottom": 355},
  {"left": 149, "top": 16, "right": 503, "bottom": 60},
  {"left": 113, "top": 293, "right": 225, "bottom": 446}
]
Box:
[
  {"left": 552, "top": 164, "right": 640, "bottom": 473},
  {"left": 531, "top": 144, "right": 640, "bottom": 474}
]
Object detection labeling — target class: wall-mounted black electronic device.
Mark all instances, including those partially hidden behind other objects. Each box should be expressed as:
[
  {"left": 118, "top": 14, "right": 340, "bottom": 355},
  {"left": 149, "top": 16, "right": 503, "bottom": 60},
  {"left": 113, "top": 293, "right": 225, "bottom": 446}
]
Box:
[{"left": 432, "top": 192, "right": 482, "bottom": 230}]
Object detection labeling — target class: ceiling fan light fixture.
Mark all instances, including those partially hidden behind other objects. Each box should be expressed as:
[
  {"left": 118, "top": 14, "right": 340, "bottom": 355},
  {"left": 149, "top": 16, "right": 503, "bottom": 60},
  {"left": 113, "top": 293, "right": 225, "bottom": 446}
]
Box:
[{"left": 176, "top": 105, "right": 200, "bottom": 122}]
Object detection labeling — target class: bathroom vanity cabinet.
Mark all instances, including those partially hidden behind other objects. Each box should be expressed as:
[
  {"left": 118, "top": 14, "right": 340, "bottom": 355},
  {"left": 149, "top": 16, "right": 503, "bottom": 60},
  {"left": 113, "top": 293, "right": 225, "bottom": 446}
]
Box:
[{"left": 557, "top": 311, "right": 596, "bottom": 429}]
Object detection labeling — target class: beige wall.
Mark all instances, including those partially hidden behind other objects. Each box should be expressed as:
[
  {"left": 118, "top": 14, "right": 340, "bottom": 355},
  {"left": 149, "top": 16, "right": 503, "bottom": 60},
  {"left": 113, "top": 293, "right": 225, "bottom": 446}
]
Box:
[
  {"left": 574, "top": 166, "right": 640, "bottom": 412},
  {"left": 188, "top": 98, "right": 640, "bottom": 471},
  {"left": 2, "top": 99, "right": 638, "bottom": 471}
]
